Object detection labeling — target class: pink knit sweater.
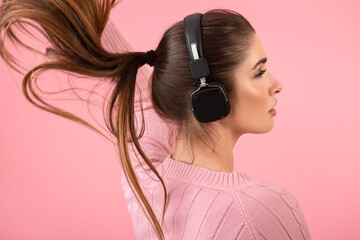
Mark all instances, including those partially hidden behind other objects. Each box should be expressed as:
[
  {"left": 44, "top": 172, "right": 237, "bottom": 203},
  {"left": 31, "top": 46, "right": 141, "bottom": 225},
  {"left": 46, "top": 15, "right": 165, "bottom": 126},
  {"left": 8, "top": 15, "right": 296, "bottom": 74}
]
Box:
[{"left": 102, "top": 18, "right": 312, "bottom": 240}]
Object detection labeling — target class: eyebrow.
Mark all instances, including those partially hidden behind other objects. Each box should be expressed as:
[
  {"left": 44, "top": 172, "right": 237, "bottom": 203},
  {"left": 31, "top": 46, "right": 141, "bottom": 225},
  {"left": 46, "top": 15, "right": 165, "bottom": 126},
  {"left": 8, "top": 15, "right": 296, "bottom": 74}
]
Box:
[{"left": 252, "top": 57, "right": 267, "bottom": 70}]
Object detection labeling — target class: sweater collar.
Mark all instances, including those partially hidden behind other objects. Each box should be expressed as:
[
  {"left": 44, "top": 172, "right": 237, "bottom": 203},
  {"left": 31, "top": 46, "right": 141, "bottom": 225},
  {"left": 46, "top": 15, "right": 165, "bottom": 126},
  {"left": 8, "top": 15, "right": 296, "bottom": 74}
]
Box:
[{"left": 157, "top": 153, "right": 253, "bottom": 190}]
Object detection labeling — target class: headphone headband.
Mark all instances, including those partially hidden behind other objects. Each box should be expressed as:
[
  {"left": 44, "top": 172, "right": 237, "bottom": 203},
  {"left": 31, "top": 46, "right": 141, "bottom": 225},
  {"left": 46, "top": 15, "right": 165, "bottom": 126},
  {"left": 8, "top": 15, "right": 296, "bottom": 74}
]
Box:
[
  {"left": 184, "top": 13, "right": 205, "bottom": 59},
  {"left": 184, "top": 13, "right": 209, "bottom": 80}
]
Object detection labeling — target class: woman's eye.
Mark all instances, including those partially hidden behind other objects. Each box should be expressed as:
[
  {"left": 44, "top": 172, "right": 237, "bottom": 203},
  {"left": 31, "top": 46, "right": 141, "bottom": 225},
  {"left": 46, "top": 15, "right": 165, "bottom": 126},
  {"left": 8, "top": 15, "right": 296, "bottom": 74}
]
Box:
[{"left": 255, "top": 69, "right": 267, "bottom": 78}]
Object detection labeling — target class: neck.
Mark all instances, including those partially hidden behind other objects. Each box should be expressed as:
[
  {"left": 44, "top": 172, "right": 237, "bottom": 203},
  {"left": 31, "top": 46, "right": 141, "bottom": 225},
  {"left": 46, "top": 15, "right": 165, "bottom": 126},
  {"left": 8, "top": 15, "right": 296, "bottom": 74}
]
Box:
[{"left": 171, "top": 127, "right": 237, "bottom": 173}]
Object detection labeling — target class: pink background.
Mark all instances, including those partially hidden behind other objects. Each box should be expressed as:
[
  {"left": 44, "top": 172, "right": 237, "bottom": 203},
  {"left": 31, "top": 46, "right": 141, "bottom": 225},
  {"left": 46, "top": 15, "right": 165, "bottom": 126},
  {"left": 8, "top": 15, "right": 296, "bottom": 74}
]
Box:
[{"left": 1, "top": 0, "right": 359, "bottom": 239}]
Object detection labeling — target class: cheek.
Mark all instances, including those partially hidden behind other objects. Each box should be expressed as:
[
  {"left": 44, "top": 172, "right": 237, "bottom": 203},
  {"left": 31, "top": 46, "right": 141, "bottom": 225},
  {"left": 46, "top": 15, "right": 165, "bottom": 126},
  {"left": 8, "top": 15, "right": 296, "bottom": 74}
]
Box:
[{"left": 234, "top": 84, "right": 269, "bottom": 120}]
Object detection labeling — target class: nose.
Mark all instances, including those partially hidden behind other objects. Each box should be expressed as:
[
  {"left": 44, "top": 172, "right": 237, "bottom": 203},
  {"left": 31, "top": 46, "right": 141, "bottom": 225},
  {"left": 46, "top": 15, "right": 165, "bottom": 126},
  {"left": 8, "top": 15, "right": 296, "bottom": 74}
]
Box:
[
  {"left": 275, "top": 81, "right": 282, "bottom": 94},
  {"left": 270, "top": 72, "right": 282, "bottom": 95}
]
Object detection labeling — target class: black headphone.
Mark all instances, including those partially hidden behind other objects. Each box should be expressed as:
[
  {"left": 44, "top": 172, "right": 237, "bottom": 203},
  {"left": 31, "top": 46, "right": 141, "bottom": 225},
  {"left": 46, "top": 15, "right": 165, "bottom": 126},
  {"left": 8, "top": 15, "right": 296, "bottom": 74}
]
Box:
[{"left": 184, "top": 13, "right": 230, "bottom": 123}]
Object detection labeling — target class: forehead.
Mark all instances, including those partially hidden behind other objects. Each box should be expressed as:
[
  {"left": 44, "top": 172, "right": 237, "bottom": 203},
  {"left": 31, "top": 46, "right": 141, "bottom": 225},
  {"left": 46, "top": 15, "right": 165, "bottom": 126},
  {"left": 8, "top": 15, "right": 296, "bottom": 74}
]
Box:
[{"left": 243, "top": 34, "right": 267, "bottom": 71}]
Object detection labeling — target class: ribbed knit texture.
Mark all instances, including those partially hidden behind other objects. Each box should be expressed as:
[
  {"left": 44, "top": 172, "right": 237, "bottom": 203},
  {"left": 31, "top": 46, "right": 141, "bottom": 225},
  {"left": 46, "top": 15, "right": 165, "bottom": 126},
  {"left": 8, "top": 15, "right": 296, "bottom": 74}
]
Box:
[{"left": 102, "top": 18, "right": 312, "bottom": 240}]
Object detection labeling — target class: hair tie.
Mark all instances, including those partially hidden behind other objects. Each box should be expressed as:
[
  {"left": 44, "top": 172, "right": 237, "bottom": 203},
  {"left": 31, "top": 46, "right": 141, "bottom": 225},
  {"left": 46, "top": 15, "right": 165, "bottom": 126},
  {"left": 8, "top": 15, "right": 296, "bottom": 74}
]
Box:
[{"left": 146, "top": 50, "right": 155, "bottom": 67}]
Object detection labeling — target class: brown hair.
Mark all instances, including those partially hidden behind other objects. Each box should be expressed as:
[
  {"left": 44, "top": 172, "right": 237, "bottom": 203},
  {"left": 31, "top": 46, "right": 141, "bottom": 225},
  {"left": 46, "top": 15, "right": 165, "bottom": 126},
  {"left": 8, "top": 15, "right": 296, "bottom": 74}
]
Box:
[{"left": 0, "top": 0, "right": 255, "bottom": 239}]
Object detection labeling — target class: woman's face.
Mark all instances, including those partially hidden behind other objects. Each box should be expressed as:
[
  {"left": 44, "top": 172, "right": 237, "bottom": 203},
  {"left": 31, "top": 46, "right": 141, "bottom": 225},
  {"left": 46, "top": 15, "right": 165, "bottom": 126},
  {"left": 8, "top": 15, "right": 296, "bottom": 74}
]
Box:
[{"left": 226, "top": 34, "right": 283, "bottom": 136}]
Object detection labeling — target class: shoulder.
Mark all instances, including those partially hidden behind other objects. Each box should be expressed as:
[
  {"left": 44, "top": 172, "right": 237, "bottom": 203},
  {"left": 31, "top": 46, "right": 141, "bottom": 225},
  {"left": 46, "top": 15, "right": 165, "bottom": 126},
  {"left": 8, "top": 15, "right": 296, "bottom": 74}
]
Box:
[
  {"left": 160, "top": 181, "right": 256, "bottom": 240},
  {"left": 230, "top": 179, "right": 312, "bottom": 240},
  {"left": 232, "top": 178, "right": 300, "bottom": 208}
]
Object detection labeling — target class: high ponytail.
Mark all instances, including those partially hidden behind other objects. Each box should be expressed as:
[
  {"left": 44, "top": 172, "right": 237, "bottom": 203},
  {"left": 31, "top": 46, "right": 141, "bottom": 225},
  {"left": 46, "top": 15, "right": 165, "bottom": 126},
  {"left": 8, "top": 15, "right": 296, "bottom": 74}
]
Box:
[{"left": 0, "top": 0, "right": 167, "bottom": 239}]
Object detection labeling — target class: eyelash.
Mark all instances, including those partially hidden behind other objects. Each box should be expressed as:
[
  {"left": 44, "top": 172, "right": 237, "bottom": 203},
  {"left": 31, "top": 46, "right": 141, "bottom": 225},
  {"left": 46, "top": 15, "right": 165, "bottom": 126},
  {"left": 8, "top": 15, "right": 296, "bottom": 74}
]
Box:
[{"left": 255, "top": 69, "right": 267, "bottom": 78}]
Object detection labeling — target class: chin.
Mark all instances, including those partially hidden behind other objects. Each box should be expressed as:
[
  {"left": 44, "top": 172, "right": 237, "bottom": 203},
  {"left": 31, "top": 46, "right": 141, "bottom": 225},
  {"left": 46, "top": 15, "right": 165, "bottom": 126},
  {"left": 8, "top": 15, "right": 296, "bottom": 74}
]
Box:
[
  {"left": 264, "top": 120, "right": 275, "bottom": 132},
  {"left": 250, "top": 121, "right": 275, "bottom": 134}
]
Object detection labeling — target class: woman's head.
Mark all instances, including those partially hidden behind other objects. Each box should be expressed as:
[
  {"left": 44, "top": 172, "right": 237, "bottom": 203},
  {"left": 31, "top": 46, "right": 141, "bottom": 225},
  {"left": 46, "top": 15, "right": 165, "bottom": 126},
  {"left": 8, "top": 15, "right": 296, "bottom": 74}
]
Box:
[
  {"left": 151, "top": 9, "right": 282, "bottom": 156},
  {"left": 0, "top": 1, "right": 281, "bottom": 239}
]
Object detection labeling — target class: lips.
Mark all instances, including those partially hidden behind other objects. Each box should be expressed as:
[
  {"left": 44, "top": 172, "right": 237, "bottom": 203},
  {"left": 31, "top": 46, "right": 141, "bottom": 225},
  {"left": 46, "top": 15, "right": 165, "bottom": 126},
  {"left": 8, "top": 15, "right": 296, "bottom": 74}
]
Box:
[{"left": 269, "top": 101, "right": 277, "bottom": 112}]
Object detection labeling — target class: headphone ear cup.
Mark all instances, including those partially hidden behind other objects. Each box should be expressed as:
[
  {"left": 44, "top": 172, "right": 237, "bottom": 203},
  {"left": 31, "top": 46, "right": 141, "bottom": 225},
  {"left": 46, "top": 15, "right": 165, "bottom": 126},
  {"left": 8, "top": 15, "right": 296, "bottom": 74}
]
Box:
[{"left": 189, "top": 82, "right": 230, "bottom": 123}]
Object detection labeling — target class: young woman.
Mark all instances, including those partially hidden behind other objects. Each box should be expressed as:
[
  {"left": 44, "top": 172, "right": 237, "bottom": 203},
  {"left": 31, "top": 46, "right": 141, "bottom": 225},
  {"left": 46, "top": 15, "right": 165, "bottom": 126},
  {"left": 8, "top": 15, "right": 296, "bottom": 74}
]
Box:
[{"left": 0, "top": 0, "right": 312, "bottom": 239}]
